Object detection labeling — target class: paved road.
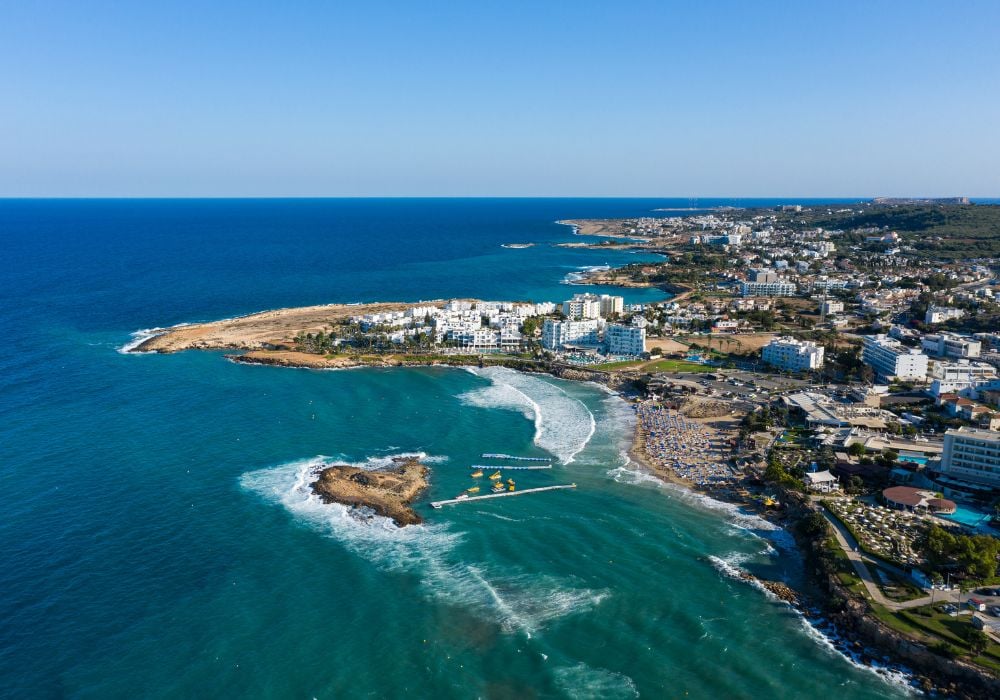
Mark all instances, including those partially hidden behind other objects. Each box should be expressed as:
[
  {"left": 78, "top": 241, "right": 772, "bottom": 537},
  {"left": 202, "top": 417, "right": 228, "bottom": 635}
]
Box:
[{"left": 819, "top": 509, "right": 962, "bottom": 611}]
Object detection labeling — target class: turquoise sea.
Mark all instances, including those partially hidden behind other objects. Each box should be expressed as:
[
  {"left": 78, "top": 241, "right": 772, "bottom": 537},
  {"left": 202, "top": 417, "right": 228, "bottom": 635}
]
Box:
[{"left": 0, "top": 199, "right": 912, "bottom": 698}]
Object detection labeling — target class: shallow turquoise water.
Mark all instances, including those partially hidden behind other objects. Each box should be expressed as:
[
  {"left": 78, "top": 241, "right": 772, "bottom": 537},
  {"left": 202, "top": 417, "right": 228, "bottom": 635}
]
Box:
[{"left": 0, "top": 199, "right": 911, "bottom": 698}]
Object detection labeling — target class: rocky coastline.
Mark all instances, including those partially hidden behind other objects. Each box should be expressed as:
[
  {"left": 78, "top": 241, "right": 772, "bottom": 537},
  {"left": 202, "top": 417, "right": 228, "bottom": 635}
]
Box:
[
  {"left": 310, "top": 457, "right": 429, "bottom": 527},
  {"left": 628, "top": 423, "right": 999, "bottom": 696}
]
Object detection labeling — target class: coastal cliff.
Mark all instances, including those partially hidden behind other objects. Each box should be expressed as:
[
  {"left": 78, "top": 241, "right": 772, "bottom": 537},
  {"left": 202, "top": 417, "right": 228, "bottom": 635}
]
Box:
[{"left": 310, "top": 457, "right": 429, "bottom": 527}]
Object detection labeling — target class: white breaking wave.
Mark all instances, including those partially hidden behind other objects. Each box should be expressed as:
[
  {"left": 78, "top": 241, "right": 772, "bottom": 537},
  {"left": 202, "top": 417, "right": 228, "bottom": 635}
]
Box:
[
  {"left": 798, "top": 614, "right": 918, "bottom": 693},
  {"left": 612, "top": 450, "right": 798, "bottom": 552},
  {"left": 706, "top": 553, "right": 918, "bottom": 693},
  {"left": 118, "top": 321, "right": 202, "bottom": 354},
  {"left": 240, "top": 454, "right": 604, "bottom": 636},
  {"left": 561, "top": 264, "right": 611, "bottom": 284},
  {"left": 117, "top": 327, "right": 167, "bottom": 353},
  {"left": 607, "top": 463, "right": 664, "bottom": 488},
  {"left": 460, "top": 367, "right": 596, "bottom": 464},
  {"left": 552, "top": 663, "right": 639, "bottom": 699},
  {"left": 706, "top": 553, "right": 775, "bottom": 600}
]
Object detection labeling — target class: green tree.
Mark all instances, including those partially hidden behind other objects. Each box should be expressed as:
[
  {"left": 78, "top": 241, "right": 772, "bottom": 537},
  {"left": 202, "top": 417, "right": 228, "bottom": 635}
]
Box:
[
  {"left": 798, "top": 512, "right": 829, "bottom": 538},
  {"left": 964, "top": 628, "right": 990, "bottom": 656}
]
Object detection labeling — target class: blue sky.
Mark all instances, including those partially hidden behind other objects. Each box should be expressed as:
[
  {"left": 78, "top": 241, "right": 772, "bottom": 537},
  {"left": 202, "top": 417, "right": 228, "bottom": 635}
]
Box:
[{"left": 1, "top": 1, "right": 998, "bottom": 196}]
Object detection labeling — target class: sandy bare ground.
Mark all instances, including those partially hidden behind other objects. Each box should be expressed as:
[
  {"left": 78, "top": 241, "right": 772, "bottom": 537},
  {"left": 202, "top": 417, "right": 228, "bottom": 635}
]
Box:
[
  {"left": 557, "top": 219, "right": 638, "bottom": 238},
  {"left": 685, "top": 333, "right": 777, "bottom": 355},
  {"left": 132, "top": 301, "right": 451, "bottom": 353},
  {"left": 644, "top": 337, "right": 689, "bottom": 354}
]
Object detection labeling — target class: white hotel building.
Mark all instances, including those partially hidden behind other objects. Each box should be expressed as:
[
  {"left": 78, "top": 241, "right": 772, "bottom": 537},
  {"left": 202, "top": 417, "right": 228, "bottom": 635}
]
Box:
[
  {"left": 921, "top": 332, "right": 981, "bottom": 359},
  {"left": 542, "top": 319, "right": 600, "bottom": 350},
  {"left": 862, "top": 335, "right": 929, "bottom": 382},
  {"left": 928, "top": 359, "right": 998, "bottom": 398},
  {"left": 740, "top": 280, "right": 797, "bottom": 297},
  {"left": 761, "top": 336, "right": 825, "bottom": 371},
  {"left": 604, "top": 324, "right": 645, "bottom": 356},
  {"left": 562, "top": 293, "right": 624, "bottom": 320},
  {"left": 940, "top": 428, "right": 1000, "bottom": 489}
]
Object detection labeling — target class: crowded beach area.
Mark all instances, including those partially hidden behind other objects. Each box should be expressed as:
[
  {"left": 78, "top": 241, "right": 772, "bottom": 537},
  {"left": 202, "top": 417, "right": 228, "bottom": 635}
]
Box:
[{"left": 632, "top": 402, "right": 741, "bottom": 491}]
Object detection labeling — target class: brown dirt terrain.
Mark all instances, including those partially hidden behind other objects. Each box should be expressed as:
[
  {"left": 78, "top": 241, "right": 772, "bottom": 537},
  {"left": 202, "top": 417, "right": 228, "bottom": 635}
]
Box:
[
  {"left": 132, "top": 301, "right": 454, "bottom": 353},
  {"left": 311, "top": 457, "right": 429, "bottom": 526}
]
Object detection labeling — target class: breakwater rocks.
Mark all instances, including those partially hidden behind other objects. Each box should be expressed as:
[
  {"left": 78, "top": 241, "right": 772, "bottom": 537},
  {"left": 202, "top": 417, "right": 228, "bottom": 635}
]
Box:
[
  {"left": 310, "top": 457, "right": 429, "bottom": 527},
  {"left": 729, "top": 566, "right": 800, "bottom": 604}
]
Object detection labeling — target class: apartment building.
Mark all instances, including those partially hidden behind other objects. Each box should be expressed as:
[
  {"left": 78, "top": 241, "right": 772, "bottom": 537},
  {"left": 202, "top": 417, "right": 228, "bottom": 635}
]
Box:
[
  {"left": 861, "top": 335, "right": 929, "bottom": 381},
  {"left": 762, "top": 336, "right": 825, "bottom": 371},
  {"left": 939, "top": 428, "right": 1000, "bottom": 488}
]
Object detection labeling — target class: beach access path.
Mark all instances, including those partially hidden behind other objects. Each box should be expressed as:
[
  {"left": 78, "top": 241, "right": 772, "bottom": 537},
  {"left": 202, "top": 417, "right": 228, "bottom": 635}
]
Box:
[{"left": 819, "top": 507, "right": 962, "bottom": 611}]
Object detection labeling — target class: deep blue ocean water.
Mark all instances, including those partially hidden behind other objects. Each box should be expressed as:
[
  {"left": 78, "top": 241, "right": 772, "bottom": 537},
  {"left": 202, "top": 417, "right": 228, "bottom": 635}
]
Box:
[{"left": 1, "top": 199, "right": 913, "bottom": 698}]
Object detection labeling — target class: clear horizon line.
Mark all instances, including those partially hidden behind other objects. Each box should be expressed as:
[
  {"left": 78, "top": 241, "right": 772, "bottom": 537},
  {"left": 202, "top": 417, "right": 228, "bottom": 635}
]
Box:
[{"left": 0, "top": 194, "right": 994, "bottom": 201}]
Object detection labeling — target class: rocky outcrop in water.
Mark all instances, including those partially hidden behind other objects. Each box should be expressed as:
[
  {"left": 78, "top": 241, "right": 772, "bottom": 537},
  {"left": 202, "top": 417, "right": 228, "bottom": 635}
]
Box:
[{"left": 310, "top": 457, "right": 428, "bottom": 527}]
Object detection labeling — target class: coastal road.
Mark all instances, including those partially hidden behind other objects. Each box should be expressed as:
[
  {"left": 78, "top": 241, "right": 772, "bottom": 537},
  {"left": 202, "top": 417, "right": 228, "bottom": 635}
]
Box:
[{"left": 819, "top": 509, "right": 962, "bottom": 612}]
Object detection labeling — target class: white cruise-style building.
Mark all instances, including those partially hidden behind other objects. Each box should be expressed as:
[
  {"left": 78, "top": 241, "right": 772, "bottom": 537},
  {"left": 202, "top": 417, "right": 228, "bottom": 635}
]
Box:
[{"left": 542, "top": 318, "right": 600, "bottom": 350}]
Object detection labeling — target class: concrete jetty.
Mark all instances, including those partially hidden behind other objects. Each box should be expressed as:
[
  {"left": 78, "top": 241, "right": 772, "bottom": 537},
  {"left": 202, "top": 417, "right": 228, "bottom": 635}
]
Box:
[
  {"left": 430, "top": 484, "right": 577, "bottom": 509},
  {"left": 469, "top": 464, "right": 552, "bottom": 471}
]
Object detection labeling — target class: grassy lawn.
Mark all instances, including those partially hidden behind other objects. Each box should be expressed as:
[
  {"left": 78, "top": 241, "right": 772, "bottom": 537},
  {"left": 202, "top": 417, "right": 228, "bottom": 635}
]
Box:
[
  {"left": 872, "top": 604, "right": 1000, "bottom": 673},
  {"left": 586, "top": 359, "right": 645, "bottom": 370},
  {"left": 875, "top": 568, "right": 925, "bottom": 602},
  {"left": 825, "top": 537, "right": 871, "bottom": 599},
  {"left": 644, "top": 359, "right": 715, "bottom": 373}
]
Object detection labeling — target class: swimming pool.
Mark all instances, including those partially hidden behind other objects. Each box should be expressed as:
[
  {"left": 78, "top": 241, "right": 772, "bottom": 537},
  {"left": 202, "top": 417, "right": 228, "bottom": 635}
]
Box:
[{"left": 939, "top": 505, "right": 994, "bottom": 531}]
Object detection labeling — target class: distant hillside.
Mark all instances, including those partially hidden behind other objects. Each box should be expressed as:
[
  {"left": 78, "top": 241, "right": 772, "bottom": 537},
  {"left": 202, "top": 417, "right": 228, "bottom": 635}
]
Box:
[{"left": 808, "top": 204, "right": 1000, "bottom": 260}]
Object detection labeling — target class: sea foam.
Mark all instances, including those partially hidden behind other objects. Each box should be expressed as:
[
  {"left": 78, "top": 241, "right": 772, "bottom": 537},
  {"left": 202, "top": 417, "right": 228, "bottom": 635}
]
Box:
[
  {"left": 706, "top": 552, "right": 918, "bottom": 693},
  {"left": 459, "top": 367, "right": 596, "bottom": 464},
  {"left": 561, "top": 264, "right": 610, "bottom": 284},
  {"left": 240, "top": 453, "right": 605, "bottom": 637},
  {"left": 117, "top": 327, "right": 168, "bottom": 353},
  {"left": 552, "top": 663, "right": 639, "bottom": 699}
]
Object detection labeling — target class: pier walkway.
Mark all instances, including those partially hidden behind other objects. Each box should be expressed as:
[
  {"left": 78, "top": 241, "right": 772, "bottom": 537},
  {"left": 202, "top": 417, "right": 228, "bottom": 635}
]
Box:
[
  {"left": 470, "top": 464, "right": 552, "bottom": 471},
  {"left": 430, "top": 484, "right": 576, "bottom": 509}
]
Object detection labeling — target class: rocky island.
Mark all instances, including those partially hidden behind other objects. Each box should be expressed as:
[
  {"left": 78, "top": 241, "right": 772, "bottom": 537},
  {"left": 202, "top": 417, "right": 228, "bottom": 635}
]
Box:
[{"left": 310, "top": 457, "right": 429, "bottom": 527}]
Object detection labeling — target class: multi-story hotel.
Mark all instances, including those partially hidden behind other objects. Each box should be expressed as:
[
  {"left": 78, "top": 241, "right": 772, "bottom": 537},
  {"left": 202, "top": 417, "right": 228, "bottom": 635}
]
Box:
[
  {"left": 761, "top": 336, "right": 825, "bottom": 371},
  {"left": 563, "top": 293, "right": 624, "bottom": 319},
  {"left": 921, "top": 332, "right": 981, "bottom": 359},
  {"left": 939, "top": 427, "right": 1000, "bottom": 489},
  {"left": 604, "top": 323, "right": 645, "bottom": 356},
  {"left": 542, "top": 318, "right": 600, "bottom": 350},
  {"left": 861, "top": 334, "right": 929, "bottom": 381}
]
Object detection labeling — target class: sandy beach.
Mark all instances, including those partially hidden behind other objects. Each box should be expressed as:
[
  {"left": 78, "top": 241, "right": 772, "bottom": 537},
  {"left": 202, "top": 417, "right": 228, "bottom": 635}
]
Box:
[{"left": 630, "top": 400, "right": 744, "bottom": 494}]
